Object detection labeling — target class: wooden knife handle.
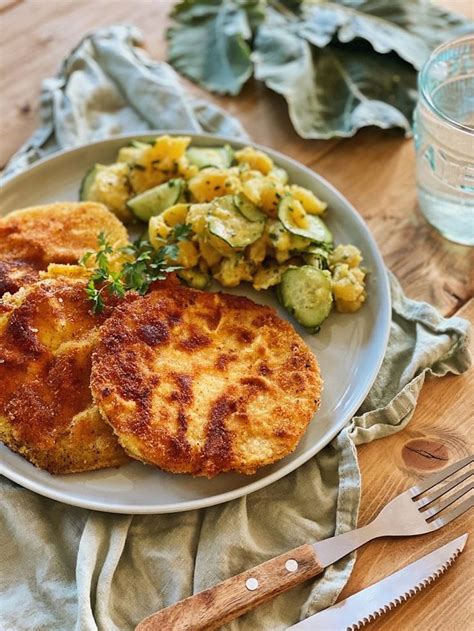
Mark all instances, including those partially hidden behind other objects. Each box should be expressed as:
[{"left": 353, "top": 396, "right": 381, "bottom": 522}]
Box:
[{"left": 135, "top": 543, "right": 324, "bottom": 631}]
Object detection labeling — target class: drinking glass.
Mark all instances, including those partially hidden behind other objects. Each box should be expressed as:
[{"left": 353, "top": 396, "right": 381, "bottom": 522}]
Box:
[{"left": 414, "top": 34, "right": 474, "bottom": 246}]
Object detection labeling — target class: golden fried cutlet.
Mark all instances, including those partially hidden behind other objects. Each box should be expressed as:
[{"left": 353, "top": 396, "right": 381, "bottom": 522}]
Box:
[
  {"left": 0, "top": 260, "right": 39, "bottom": 295},
  {"left": 0, "top": 202, "right": 128, "bottom": 295},
  {"left": 0, "top": 275, "right": 130, "bottom": 474},
  {"left": 91, "top": 287, "right": 322, "bottom": 478}
]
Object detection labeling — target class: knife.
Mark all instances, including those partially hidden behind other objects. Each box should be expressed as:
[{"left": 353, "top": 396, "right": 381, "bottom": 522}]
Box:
[
  {"left": 136, "top": 456, "right": 473, "bottom": 631},
  {"left": 287, "top": 533, "right": 468, "bottom": 630}
]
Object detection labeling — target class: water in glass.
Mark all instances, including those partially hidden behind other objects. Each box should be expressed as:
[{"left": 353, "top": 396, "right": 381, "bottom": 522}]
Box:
[{"left": 414, "top": 35, "right": 474, "bottom": 246}]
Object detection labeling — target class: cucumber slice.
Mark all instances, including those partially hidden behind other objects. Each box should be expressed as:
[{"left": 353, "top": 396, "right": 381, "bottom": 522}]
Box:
[
  {"left": 130, "top": 140, "right": 153, "bottom": 148},
  {"left": 305, "top": 243, "right": 334, "bottom": 254},
  {"left": 278, "top": 196, "right": 333, "bottom": 244},
  {"left": 117, "top": 146, "right": 144, "bottom": 163},
  {"left": 127, "top": 179, "right": 184, "bottom": 222},
  {"left": 269, "top": 167, "right": 288, "bottom": 185},
  {"left": 207, "top": 195, "right": 264, "bottom": 249},
  {"left": 186, "top": 145, "right": 234, "bottom": 169},
  {"left": 302, "top": 244, "right": 332, "bottom": 269},
  {"left": 178, "top": 269, "right": 210, "bottom": 290},
  {"left": 79, "top": 165, "right": 101, "bottom": 201},
  {"left": 278, "top": 266, "right": 333, "bottom": 331},
  {"left": 233, "top": 193, "right": 266, "bottom": 223},
  {"left": 117, "top": 141, "right": 151, "bottom": 163},
  {"left": 117, "top": 140, "right": 151, "bottom": 162}
]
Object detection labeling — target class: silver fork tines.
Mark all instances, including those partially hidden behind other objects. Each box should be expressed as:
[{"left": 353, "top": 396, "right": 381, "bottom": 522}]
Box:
[
  {"left": 380, "top": 454, "right": 473, "bottom": 536},
  {"left": 416, "top": 469, "right": 474, "bottom": 508},
  {"left": 313, "top": 454, "right": 473, "bottom": 568},
  {"left": 421, "top": 481, "right": 474, "bottom": 521},
  {"left": 412, "top": 455, "right": 473, "bottom": 530},
  {"left": 431, "top": 495, "right": 474, "bottom": 529},
  {"left": 410, "top": 454, "right": 474, "bottom": 498}
]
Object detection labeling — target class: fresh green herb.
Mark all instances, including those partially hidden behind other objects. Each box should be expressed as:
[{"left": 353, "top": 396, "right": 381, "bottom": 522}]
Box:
[
  {"left": 86, "top": 277, "right": 105, "bottom": 314},
  {"left": 81, "top": 226, "right": 188, "bottom": 313},
  {"left": 173, "top": 223, "right": 192, "bottom": 241},
  {"left": 167, "top": 0, "right": 471, "bottom": 138},
  {"left": 79, "top": 251, "right": 93, "bottom": 266}
]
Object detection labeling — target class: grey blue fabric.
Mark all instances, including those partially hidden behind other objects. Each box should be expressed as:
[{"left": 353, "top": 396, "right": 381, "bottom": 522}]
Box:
[
  {"left": 1, "top": 25, "right": 247, "bottom": 182},
  {"left": 0, "top": 25, "right": 471, "bottom": 631}
]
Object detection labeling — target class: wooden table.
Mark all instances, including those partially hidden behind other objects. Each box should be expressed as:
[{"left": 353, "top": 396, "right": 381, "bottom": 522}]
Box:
[{"left": 1, "top": 1, "right": 473, "bottom": 629}]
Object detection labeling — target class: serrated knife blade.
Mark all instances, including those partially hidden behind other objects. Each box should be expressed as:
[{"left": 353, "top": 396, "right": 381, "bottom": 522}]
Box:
[{"left": 287, "top": 534, "right": 468, "bottom": 630}]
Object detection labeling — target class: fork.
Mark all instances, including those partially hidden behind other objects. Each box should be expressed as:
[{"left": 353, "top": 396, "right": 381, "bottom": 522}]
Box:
[{"left": 136, "top": 454, "right": 473, "bottom": 631}]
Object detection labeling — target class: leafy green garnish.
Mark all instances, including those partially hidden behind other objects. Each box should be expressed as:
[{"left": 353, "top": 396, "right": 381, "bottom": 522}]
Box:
[
  {"left": 173, "top": 223, "right": 192, "bottom": 241},
  {"left": 167, "top": 0, "right": 472, "bottom": 138},
  {"left": 81, "top": 226, "right": 189, "bottom": 313}
]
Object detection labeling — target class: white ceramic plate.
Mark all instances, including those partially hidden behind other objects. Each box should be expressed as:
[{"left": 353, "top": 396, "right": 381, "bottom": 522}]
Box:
[{"left": 0, "top": 132, "right": 391, "bottom": 513}]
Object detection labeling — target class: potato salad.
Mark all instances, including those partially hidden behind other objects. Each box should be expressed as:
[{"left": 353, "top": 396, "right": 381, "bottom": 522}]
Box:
[{"left": 80, "top": 135, "right": 367, "bottom": 331}]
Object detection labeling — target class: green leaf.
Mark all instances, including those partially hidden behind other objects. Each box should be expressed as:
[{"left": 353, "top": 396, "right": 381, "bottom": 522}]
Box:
[
  {"left": 337, "top": 1, "right": 472, "bottom": 50},
  {"left": 91, "top": 267, "right": 109, "bottom": 283},
  {"left": 299, "top": 0, "right": 472, "bottom": 71},
  {"left": 79, "top": 251, "right": 93, "bottom": 267},
  {"left": 86, "top": 279, "right": 105, "bottom": 314},
  {"left": 253, "top": 8, "right": 417, "bottom": 139},
  {"left": 171, "top": 0, "right": 265, "bottom": 29},
  {"left": 167, "top": 0, "right": 261, "bottom": 95},
  {"left": 160, "top": 243, "right": 180, "bottom": 261},
  {"left": 83, "top": 226, "right": 188, "bottom": 312},
  {"left": 167, "top": 0, "right": 472, "bottom": 139},
  {"left": 172, "top": 223, "right": 192, "bottom": 241}
]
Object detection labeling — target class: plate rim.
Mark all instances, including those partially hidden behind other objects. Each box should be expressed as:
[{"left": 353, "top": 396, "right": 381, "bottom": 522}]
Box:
[{"left": 0, "top": 131, "right": 391, "bottom": 513}]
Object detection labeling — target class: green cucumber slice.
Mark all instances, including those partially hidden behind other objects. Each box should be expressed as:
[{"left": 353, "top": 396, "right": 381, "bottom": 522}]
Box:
[
  {"left": 278, "top": 265, "right": 333, "bottom": 331},
  {"left": 269, "top": 167, "right": 288, "bottom": 184},
  {"left": 207, "top": 195, "right": 264, "bottom": 249},
  {"left": 233, "top": 193, "right": 266, "bottom": 223},
  {"left": 126, "top": 179, "right": 184, "bottom": 222},
  {"left": 117, "top": 146, "right": 144, "bottom": 163},
  {"left": 278, "top": 195, "right": 333, "bottom": 244},
  {"left": 117, "top": 141, "right": 151, "bottom": 163},
  {"left": 186, "top": 145, "right": 234, "bottom": 169},
  {"left": 130, "top": 140, "right": 154, "bottom": 148},
  {"left": 79, "top": 165, "right": 102, "bottom": 201},
  {"left": 302, "top": 244, "right": 333, "bottom": 269}
]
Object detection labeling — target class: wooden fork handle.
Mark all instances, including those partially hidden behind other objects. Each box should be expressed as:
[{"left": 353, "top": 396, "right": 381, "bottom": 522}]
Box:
[{"left": 135, "top": 544, "right": 324, "bottom": 631}]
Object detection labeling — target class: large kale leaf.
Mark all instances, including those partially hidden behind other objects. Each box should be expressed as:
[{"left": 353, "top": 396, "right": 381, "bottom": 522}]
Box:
[{"left": 167, "top": 0, "right": 472, "bottom": 138}]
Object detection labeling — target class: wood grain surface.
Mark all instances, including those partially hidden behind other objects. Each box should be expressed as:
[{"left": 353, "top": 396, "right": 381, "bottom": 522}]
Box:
[
  {"left": 341, "top": 298, "right": 474, "bottom": 630},
  {"left": 1, "top": 2, "right": 473, "bottom": 630}
]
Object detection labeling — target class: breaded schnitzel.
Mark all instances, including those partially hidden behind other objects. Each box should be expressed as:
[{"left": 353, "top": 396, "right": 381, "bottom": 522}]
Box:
[
  {"left": 0, "top": 260, "right": 40, "bottom": 296},
  {"left": 91, "top": 287, "right": 321, "bottom": 477},
  {"left": 0, "top": 202, "right": 128, "bottom": 295},
  {"left": 0, "top": 274, "right": 129, "bottom": 474}
]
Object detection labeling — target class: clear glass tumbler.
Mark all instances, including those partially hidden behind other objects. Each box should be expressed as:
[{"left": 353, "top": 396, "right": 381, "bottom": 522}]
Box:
[{"left": 414, "top": 34, "right": 474, "bottom": 246}]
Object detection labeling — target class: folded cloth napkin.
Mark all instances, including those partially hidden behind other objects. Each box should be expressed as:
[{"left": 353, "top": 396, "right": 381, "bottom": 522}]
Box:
[{"left": 0, "top": 26, "right": 471, "bottom": 631}]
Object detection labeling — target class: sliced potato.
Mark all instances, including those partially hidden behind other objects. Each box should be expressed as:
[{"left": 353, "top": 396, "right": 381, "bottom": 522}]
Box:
[
  {"left": 80, "top": 163, "right": 133, "bottom": 223},
  {"left": 235, "top": 146, "right": 273, "bottom": 175},
  {"left": 188, "top": 168, "right": 241, "bottom": 203},
  {"left": 290, "top": 185, "right": 327, "bottom": 215}
]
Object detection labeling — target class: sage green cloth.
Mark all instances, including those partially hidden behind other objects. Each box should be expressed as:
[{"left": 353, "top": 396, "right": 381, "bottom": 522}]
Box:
[{"left": 0, "top": 26, "right": 471, "bottom": 631}]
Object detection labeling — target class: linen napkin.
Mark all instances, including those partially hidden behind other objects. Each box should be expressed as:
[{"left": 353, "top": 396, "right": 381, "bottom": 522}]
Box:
[{"left": 0, "top": 26, "right": 471, "bottom": 631}]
